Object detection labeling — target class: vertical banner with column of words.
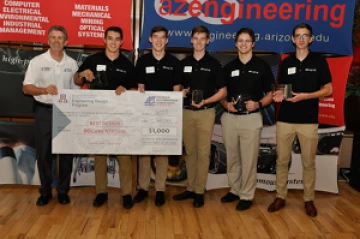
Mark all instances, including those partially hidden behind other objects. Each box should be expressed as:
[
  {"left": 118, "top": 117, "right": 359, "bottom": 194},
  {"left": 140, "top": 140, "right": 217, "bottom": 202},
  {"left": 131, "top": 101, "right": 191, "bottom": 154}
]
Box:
[{"left": 0, "top": 0, "right": 133, "bottom": 49}]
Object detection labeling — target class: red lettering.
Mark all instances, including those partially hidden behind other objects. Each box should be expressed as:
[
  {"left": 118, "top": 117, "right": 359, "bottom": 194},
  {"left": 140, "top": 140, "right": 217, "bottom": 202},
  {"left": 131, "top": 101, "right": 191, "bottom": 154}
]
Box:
[
  {"left": 246, "top": 3, "right": 261, "bottom": 19},
  {"left": 204, "top": 0, "right": 218, "bottom": 18},
  {"left": 306, "top": 0, "right": 312, "bottom": 20},
  {"left": 238, "top": 0, "right": 244, "bottom": 19},
  {"left": 173, "top": 0, "right": 187, "bottom": 16},
  {"left": 330, "top": 4, "right": 345, "bottom": 28},
  {"left": 279, "top": 3, "right": 292, "bottom": 20},
  {"left": 294, "top": 4, "right": 305, "bottom": 20},
  {"left": 263, "top": 3, "right": 277, "bottom": 20},
  {"left": 159, "top": 0, "right": 172, "bottom": 15},
  {"left": 220, "top": 2, "right": 235, "bottom": 24},
  {"left": 313, "top": 5, "right": 328, "bottom": 21},
  {"left": 189, "top": 0, "right": 201, "bottom": 17}
]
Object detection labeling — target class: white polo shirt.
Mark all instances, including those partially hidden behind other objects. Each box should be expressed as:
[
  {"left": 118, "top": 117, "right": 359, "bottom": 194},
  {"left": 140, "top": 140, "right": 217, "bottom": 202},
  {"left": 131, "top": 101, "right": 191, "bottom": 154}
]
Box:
[{"left": 23, "top": 50, "right": 79, "bottom": 104}]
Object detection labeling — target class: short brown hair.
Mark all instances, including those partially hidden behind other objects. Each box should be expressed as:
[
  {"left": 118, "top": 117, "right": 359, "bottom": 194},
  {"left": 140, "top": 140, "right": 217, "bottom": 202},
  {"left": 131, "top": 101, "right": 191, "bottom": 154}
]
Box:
[
  {"left": 150, "top": 25, "right": 168, "bottom": 37},
  {"left": 191, "top": 25, "right": 210, "bottom": 38}
]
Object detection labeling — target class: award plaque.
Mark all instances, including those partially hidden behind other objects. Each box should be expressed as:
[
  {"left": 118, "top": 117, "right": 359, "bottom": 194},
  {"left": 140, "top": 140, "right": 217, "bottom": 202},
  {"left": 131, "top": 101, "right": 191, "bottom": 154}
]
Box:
[
  {"left": 90, "top": 71, "right": 108, "bottom": 89},
  {"left": 272, "top": 84, "right": 292, "bottom": 99},
  {"left": 191, "top": 89, "right": 204, "bottom": 104},
  {"left": 231, "top": 94, "right": 251, "bottom": 112}
]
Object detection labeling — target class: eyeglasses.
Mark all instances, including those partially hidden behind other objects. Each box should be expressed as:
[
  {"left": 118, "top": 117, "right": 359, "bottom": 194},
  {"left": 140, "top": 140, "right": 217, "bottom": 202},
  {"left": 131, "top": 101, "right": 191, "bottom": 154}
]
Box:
[
  {"left": 237, "top": 40, "right": 253, "bottom": 44},
  {"left": 294, "top": 34, "right": 310, "bottom": 39}
]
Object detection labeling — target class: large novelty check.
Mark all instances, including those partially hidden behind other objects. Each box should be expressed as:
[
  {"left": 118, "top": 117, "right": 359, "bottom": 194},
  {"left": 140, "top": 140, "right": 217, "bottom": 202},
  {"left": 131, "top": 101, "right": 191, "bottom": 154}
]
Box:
[{"left": 52, "top": 90, "right": 183, "bottom": 155}]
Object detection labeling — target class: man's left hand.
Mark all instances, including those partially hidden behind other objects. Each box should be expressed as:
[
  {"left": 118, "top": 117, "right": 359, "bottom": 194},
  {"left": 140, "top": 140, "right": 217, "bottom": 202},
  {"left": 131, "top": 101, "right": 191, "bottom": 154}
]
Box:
[{"left": 115, "top": 85, "right": 126, "bottom": 95}]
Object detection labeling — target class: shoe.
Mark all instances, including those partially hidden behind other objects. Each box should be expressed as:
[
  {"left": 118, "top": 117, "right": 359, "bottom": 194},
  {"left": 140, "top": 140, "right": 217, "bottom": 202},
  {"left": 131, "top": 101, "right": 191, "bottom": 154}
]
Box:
[
  {"left": 236, "top": 200, "right": 253, "bottom": 211},
  {"left": 93, "top": 193, "right": 108, "bottom": 207},
  {"left": 122, "top": 195, "right": 134, "bottom": 209},
  {"left": 58, "top": 193, "right": 70, "bottom": 205},
  {"left": 305, "top": 201, "right": 318, "bottom": 217},
  {"left": 221, "top": 192, "right": 240, "bottom": 203},
  {"left": 193, "top": 194, "right": 204, "bottom": 208},
  {"left": 268, "top": 198, "right": 285, "bottom": 212},
  {"left": 133, "top": 189, "right": 148, "bottom": 203},
  {"left": 155, "top": 191, "right": 165, "bottom": 207},
  {"left": 173, "top": 190, "right": 195, "bottom": 201},
  {"left": 36, "top": 195, "right": 52, "bottom": 206}
]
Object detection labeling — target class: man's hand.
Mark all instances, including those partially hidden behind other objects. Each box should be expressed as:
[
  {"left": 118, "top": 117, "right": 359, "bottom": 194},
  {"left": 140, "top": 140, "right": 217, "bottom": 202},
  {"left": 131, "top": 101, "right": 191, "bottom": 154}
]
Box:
[
  {"left": 287, "top": 92, "right": 308, "bottom": 102},
  {"left": 45, "top": 84, "right": 58, "bottom": 95},
  {"left": 191, "top": 99, "right": 205, "bottom": 108},
  {"left": 115, "top": 85, "right": 126, "bottom": 95},
  {"left": 182, "top": 87, "right": 190, "bottom": 98},
  {"left": 245, "top": 100, "right": 259, "bottom": 112},
  {"left": 225, "top": 102, "right": 237, "bottom": 112},
  {"left": 272, "top": 90, "right": 284, "bottom": 102},
  {"left": 81, "top": 69, "right": 95, "bottom": 82}
]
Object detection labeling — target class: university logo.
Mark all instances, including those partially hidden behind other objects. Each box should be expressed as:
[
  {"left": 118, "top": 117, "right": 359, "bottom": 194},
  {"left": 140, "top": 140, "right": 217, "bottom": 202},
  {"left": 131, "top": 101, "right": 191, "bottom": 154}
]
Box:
[
  {"left": 144, "top": 96, "right": 156, "bottom": 106},
  {"left": 58, "top": 94, "right": 68, "bottom": 103}
]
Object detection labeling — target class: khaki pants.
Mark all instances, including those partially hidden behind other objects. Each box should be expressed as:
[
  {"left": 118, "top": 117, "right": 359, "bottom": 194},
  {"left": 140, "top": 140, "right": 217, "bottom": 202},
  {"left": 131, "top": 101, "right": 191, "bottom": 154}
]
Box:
[
  {"left": 275, "top": 122, "right": 318, "bottom": 201},
  {"left": 94, "top": 155, "right": 132, "bottom": 196},
  {"left": 138, "top": 155, "right": 168, "bottom": 191},
  {"left": 221, "top": 112, "right": 262, "bottom": 200},
  {"left": 183, "top": 108, "right": 215, "bottom": 194}
]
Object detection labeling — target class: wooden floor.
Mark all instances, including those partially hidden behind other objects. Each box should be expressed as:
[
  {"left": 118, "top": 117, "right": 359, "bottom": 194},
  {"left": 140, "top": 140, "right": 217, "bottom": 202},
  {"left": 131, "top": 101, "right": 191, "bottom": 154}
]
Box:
[{"left": 0, "top": 181, "right": 359, "bottom": 239}]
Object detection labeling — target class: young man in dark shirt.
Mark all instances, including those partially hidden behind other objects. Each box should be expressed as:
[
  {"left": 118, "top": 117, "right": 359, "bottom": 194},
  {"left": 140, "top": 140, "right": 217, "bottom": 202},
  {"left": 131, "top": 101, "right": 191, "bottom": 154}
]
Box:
[
  {"left": 172, "top": 25, "right": 227, "bottom": 208},
  {"left": 133, "top": 25, "right": 182, "bottom": 207},
  {"left": 74, "top": 26, "right": 136, "bottom": 209},
  {"left": 268, "top": 23, "right": 332, "bottom": 217},
  {"left": 220, "top": 28, "right": 273, "bottom": 211}
]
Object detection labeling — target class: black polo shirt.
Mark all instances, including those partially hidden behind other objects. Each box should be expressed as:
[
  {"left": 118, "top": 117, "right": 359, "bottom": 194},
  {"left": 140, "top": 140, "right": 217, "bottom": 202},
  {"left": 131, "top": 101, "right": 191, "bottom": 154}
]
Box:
[
  {"left": 181, "top": 53, "right": 225, "bottom": 106},
  {"left": 277, "top": 52, "right": 332, "bottom": 124},
  {"left": 78, "top": 51, "right": 136, "bottom": 90},
  {"left": 223, "top": 55, "right": 274, "bottom": 103},
  {"left": 136, "top": 52, "right": 182, "bottom": 91}
]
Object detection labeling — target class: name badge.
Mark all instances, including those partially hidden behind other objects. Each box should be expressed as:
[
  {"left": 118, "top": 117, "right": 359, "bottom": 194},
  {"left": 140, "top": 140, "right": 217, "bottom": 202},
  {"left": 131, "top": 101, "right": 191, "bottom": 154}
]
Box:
[
  {"left": 146, "top": 66, "right": 155, "bottom": 74},
  {"left": 288, "top": 67, "right": 296, "bottom": 75},
  {"left": 184, "top": 66, "right": 192, "bottom": 73},
  {"left": 231, "top": 70, "right": 240, "bottom": 77},
  {"left": 96, "top": 65, "right": 106, "bottom": 71}
]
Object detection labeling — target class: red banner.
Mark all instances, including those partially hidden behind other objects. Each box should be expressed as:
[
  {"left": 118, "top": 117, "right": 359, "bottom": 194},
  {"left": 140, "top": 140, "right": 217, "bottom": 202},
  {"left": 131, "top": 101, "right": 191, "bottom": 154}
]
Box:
[
  {"left": 0, "top": 0, "right": 133, "bottom": 50},
  {"left": 279, "top": 54, "right": 352, "bottom": 126}
]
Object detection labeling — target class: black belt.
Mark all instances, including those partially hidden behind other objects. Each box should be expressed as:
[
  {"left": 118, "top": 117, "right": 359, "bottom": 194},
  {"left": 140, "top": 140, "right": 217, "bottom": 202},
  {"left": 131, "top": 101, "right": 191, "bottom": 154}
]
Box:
[
  {"left": 227, "top": 109, "right": 260, "bottom": 115},
  {"left": 35, "top": 101, "right": 53, "bottom": 108},
  {"left": 184, "top": 105, "right": 215, "bottom": 111}
]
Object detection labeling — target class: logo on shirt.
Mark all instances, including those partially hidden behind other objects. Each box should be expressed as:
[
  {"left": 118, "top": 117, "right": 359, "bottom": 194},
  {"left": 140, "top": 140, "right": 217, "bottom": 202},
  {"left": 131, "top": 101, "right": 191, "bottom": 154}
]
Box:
[
  {"left": 248, "top": 70, "right": 259, "bottom": 74},
  {"left": 64, "top": 68, "right": 72, "bottom": 72},
  {"left": 144, "top": 96, "right": 156, "bottom": 106},
  {"left": 200, "top": 68, "right": 211, "bottom": 72},
  {"left": 163, "top": 66, "right": 173, "bottom": 70},
  {"left": 116, "top": 68, "right": 126, "bottom": 73},
  {"left": 41, "top": 67, "right": 51, "bottom": 71},
  {"left": 305, "top": 68, "right": 317, "bottom": 72},
  {"left": 58, "top": 94, "right": 68, "bottom": 103}
]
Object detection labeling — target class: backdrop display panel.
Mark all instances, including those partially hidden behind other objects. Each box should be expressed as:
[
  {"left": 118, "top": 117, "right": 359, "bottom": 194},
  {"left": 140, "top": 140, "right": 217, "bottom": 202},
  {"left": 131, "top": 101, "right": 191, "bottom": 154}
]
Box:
[{"left": 140, "top": 0, "right": 356, "bottom": 55}]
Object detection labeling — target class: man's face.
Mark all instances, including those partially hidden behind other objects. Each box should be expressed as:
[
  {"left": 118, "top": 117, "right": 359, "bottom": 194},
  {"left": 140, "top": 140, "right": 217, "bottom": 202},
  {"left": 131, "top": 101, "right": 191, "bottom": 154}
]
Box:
[
  {"left": 48, "top": 30, "right": 67, "bottom": 52},
  {"left": 149, "top": 31, "right": 168, "bottom": 52},
  {"left": 292, "top": 28, "right": 313, "bottom": 50},
  {"left": 104, "top": 30, "right": 122, "bottom": 53},
  {"left": 191, "top": 32, "right": 209, "bottom": 52},
  {"left": 235, "top": 33, "right": 254, "bottom": 55}
]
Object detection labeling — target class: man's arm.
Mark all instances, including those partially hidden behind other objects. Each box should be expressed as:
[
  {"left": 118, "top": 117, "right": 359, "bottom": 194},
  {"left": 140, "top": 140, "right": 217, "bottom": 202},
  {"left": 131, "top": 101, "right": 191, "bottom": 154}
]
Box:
[{"left": 288, "top": 83, "right": 332, "bottom": 102}]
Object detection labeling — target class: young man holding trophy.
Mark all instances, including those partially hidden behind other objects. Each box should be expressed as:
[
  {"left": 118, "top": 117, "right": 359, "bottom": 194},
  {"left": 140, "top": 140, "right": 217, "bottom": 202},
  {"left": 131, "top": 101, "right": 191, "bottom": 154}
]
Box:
[
  {"left": 172, "top": 25, "right": 227, "bottom": 208},
  {"left": 220, "top": 28, "right": 273, "bottom": 211},
  {"left": 268, "top": 23, "right": 332, "bottom": 217},
  {"left": 74, "top": 26, "right": 137, "bottom": 209}
]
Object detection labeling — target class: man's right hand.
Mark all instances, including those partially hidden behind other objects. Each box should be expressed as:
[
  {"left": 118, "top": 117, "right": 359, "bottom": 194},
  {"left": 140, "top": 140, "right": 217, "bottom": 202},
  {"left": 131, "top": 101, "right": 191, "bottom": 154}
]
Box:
[
  {"left": 81, "top": 69, "right": 95, "bottom": 82},
  {"left": 225, "top": 102, "right": 237, "bottom": 112},
  {"left": 45, "top": 84, "right": 58, "bottom": 95}
]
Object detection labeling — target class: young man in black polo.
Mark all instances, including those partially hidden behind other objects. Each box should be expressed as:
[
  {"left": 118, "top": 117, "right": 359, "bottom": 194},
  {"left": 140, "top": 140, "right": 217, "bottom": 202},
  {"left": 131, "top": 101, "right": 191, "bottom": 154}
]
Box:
[
  {"left": 172, "top": 25, "right": 227, "bottom": 208},
  {"left": 268, "top": 23, "right": 332, "bottom": 217},
  {"left": 133, "top": 25, "right": 182, "bottom": 206},
  {"left": 74, "top": 26, "right": 136, "bottom": 209},
  {"left": 220, "top": 27, "right": 273, "bottom": 211}
]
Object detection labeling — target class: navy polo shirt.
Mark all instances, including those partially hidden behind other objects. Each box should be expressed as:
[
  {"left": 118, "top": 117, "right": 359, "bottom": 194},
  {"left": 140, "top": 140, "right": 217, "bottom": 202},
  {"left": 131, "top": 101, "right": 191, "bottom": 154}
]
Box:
[
  {"left": 136, "top": 52, "right": 182, "bottom": 91},
  {"left": 181, "top": 53, "right": 225, "bottom": 106},
  {"left": 78, "top": 51, "right": 136, "bottom": 90},
  {"left": 277, "top": 52, "right": 332, "bottom": 124}
]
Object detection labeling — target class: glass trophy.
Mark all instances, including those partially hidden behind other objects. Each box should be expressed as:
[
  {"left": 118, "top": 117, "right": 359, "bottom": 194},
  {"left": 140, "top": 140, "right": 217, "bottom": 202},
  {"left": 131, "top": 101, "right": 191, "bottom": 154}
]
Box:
[
  {"left": 90, "top": 71, "right": 108, "bottom": 89},
  {"left": 191, "top": 89, "right": 204, "bottom": 104},
  {"left": 272, "top": 84, "right": 292, "bottom": 100},
  {"left": 231, "top": 94, "right": 251, "bottom": 112}
]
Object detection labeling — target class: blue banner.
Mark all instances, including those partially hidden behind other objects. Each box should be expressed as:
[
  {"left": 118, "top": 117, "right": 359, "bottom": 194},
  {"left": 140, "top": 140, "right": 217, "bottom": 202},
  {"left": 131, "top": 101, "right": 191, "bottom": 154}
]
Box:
[{"left": 140, "top": 0, "right": 356, "bottom": 55}]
